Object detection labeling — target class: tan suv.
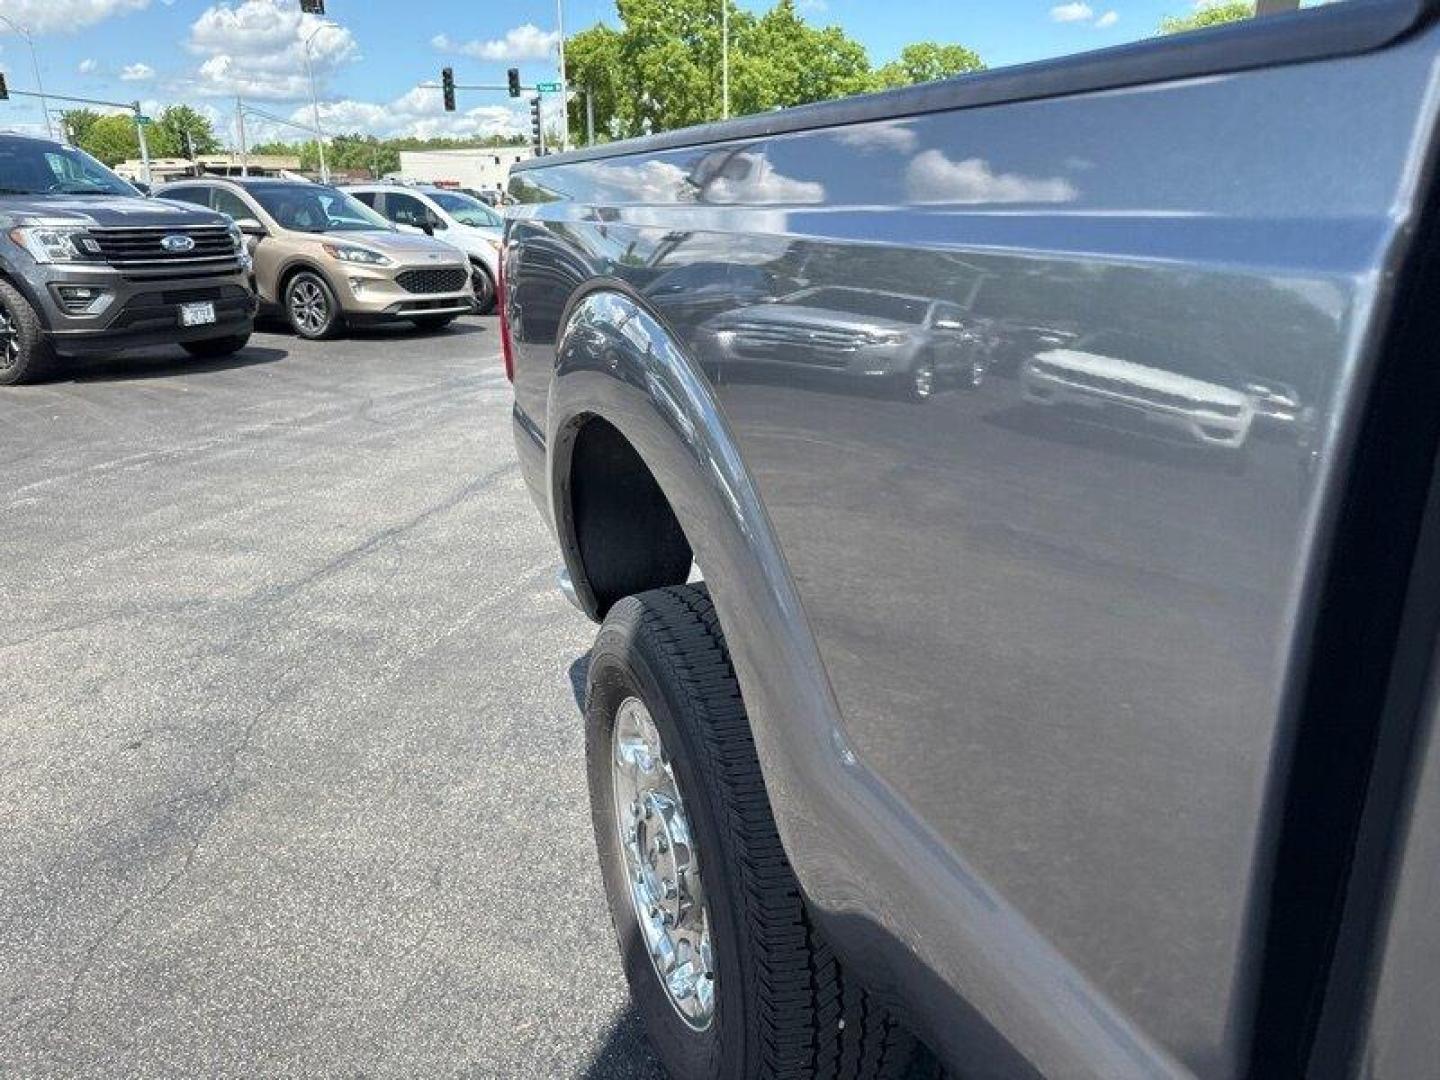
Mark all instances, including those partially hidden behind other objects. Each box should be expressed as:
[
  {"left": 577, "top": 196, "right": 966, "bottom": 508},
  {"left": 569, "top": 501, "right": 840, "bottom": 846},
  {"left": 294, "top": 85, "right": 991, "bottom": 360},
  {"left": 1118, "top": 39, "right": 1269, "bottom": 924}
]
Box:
[{"left": 158, "top": 178, "right": 475, "bottom": 339}]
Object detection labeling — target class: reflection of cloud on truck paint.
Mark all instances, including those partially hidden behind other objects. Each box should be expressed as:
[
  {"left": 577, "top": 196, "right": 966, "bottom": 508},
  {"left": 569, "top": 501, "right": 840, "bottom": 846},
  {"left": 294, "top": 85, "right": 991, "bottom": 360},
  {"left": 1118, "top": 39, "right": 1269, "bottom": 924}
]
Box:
[
  {"left": 1020, "top": 331, "right": 1256, "bottom": 454},
  {"left": 906, "top": 150, "right": 1079, "bottom": 205}
]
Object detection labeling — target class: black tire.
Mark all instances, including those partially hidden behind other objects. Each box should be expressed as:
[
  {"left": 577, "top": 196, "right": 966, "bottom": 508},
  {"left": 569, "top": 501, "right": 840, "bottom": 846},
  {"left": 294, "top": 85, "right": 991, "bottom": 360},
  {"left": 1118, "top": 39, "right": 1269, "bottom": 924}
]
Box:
[
  {"left": 470, "top": 262, "right": 496, "bottom": 315},
  {"left": 0, "top": 278, "right": 56, "bottom": 386},
  {"left": 182, "top": 332, "right": 250, "bottom": 358},
  {"left": 283, "top": 270, "right": 341, "bottom": 340},
  {"left": 410, "top": 315, "right": 457, "bottom": 333},
  {"left": 587, "top": 584, "right": 915, "bottom": 1080},
  {"left": 903, "top": 355, "right": 936, "bottom": 403}
]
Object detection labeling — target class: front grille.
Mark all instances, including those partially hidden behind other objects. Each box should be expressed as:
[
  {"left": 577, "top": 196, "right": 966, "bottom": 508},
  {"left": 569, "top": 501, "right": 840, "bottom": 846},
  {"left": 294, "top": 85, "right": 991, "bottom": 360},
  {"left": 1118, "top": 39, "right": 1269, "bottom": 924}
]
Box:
[
  {"left": 396, "top": 267, "right": 467, "bottom": 294},
  {"left": 88, "top": 226, "right": 239, "bottom": 271},
  {"left": 721, "top": 319, "right": 867, "bottom": 368}
]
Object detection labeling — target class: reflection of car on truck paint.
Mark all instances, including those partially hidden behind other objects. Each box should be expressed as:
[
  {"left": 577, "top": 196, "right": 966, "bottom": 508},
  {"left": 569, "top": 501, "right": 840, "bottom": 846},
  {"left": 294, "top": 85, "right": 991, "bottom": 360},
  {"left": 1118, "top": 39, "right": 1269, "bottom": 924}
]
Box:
[
  {"left": 1020, "top": 330, "right": 1257, "bottom": 451},
  {"left": 698, "top": 286, "right": 990, "bottom": 400},
  {"left": 499, "top": 4, "right": 1440, "bottom": 1077}
]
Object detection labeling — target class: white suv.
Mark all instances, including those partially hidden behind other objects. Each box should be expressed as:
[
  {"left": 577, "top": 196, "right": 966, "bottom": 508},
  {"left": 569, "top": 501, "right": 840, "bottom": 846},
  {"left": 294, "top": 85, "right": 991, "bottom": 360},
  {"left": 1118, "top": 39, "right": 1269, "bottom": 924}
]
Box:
[{"left": 347, "top": 184, "right": 502, "bottom": 313}]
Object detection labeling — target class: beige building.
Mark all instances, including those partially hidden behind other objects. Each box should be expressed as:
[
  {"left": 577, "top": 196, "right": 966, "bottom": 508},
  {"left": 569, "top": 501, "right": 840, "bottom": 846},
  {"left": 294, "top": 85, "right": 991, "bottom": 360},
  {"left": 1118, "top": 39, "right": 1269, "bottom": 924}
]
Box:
[{"left": 396, "top": 147, "right": 535, "bottom": 195}]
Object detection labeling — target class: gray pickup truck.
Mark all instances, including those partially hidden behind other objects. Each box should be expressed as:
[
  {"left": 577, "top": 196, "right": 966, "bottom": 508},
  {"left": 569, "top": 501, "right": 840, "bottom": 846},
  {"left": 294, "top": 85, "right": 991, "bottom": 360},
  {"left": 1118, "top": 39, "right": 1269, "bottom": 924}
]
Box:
[
  {"left": 503, "top": 4, "right": 1440, "bottom": 1077},
  {"left": 0, "top": 133, "right": 255, "bottom": 384}
]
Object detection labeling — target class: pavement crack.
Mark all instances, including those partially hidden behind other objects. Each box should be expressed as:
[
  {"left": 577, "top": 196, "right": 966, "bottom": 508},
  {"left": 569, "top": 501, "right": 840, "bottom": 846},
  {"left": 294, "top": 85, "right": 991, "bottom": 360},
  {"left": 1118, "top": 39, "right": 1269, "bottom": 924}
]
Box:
[{"left": 246, "top": 460, "right": 518, "bottom": 608}]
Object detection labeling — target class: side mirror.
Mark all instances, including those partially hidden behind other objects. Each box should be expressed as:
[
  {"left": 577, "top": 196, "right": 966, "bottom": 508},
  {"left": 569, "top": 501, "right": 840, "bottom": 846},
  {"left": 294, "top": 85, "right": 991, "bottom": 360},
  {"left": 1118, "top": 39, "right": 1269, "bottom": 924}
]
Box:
[
  {"left": 420, "top": 222, "right": 435, "bottom": 236},
  {"left": 235, "top": 217, "right": 266, "bottom": 236},
  {"left": 132, "top": 181, "right": 152, "bottom": 196}
]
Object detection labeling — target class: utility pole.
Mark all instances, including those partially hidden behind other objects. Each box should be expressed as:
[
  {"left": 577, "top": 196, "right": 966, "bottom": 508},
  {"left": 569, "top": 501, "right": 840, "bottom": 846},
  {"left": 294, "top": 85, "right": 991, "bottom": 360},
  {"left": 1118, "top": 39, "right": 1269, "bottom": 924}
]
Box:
[
  {"left": 133, "top": 102, "right": 152, "bottom": 186},
  {"left": 236, "top": 97, "right": 249, "bottom": 177},
  {"left": 721, "top": 0, "right": 729, "bottom": 120},
  {"left": 555, "top": 0, "right": 568, "bottom": 152},
  {"left": 585, "top": 88, "right": 594, "bottom": 147}
]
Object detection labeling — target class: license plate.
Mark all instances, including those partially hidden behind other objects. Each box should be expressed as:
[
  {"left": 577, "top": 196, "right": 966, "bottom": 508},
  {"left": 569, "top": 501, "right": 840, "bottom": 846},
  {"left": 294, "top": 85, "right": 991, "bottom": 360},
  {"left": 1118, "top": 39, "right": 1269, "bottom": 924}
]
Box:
[{"left": 180, "top": 301, "right": 216, "bottom": 327}]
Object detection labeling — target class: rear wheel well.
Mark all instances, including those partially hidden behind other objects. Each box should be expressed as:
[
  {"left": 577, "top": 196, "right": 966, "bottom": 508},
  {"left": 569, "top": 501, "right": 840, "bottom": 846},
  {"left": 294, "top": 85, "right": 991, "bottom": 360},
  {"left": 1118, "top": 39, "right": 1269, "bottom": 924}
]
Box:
[{"left": 567, "top": 417, "right": 693, "bottom": 617}]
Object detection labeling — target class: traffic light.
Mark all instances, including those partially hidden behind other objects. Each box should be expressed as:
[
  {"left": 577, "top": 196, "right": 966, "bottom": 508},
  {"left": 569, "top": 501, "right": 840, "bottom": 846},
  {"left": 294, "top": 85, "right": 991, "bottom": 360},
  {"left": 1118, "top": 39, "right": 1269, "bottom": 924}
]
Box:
[
  {"left": 0, "top": 73, "right": 8, "bottom": 102},
  {"left": 529, "top": 96, "right": 542, "bottom": 154},
  {"left": 441, "top": 66, "right": 456, "bottom": 112},
  {"left": 299, "top": 0, "right": 325, "bottom": 12},
  {"left": 507, "top": 68, "right": 521, "bottom": 98}
]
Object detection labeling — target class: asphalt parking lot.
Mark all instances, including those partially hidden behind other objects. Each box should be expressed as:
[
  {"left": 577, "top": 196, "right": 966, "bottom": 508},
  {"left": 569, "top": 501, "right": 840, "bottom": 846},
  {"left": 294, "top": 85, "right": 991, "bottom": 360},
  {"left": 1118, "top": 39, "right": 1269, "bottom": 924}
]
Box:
[{"left": 0, "top": 318, "right": 665, "bottom": 1078}]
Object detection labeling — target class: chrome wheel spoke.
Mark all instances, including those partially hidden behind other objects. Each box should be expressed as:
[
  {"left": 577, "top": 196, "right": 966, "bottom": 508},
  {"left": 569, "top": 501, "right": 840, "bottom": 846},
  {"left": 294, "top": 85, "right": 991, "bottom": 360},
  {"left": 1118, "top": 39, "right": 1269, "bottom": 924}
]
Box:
[{"left": 611, "top": 696, "right": 716, "bottom": 1030}]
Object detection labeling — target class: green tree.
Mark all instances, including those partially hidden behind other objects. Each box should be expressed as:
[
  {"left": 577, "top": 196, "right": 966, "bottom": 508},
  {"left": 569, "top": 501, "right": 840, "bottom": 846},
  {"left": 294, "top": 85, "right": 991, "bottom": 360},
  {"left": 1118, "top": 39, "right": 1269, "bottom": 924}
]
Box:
[
  {"left": 1158, "top": 2, "right": 1253, "bottom": 33},
  {"left": 566, "top": 24, "right": 625, "bottom": 141},
  {"left": 563, "top": 0, "right": 984, "bottom": 139},
  {"left": 872, "top": 42, "right": 985, "bottom": 90},
  {"left": 731, "top": 0, "right": 871, "bottom": 114},
  {"left": 151, "top": 105, "right": 222, "bottom": 158},
  {"left": 69, "top": 112, "right": 141, "bottom": 165}
]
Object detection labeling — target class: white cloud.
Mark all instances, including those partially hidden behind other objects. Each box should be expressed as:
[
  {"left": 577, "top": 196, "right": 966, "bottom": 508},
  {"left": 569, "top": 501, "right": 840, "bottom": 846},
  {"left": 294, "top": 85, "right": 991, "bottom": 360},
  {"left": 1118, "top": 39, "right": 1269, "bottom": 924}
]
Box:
[
  {"left": 1096, "top": 10, "right": 1119, "bottom": 27},
  {"left": 186, "top": 0, "right": 359, "bottom": 99},
  {"left": 120, "top": 62, "right": 155, "bottom": 81},
  {"left": 905, "top": 150, "right": 1078, "bottom": 205},
  {"left": 835, "top": 121, "right": 918, "bottom": 154},
  {"left": 78, "top": 58, "right": 99, "bottom": 74},
  {"left": 283, "top": 84, "right": 526, "bottom": 141},
  {"left": 432, "top": 24, "right": 559, "bottom": 62},
  {"left": 1050, "top": 2, "right": 1094, "bottom": 21},
  {"left": 0, "top": 0, "right": 148, "bottom": 34}
]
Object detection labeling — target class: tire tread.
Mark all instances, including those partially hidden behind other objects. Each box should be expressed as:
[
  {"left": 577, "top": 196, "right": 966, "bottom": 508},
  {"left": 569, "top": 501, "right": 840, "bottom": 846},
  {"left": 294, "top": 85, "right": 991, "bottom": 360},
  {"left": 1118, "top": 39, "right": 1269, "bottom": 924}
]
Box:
[{"left": 600, "top": 583, "right": 912, "bottom": 1079}]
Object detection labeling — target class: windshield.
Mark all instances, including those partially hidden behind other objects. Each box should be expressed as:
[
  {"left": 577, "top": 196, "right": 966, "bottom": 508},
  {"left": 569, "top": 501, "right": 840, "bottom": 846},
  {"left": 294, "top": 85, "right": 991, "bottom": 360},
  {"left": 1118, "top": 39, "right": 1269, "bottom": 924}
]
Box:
[
  {"left": 250, "top": 184, "right": 393, "bottom": 233},
  {"left": 787, "top": 287, "right": 929, "bottom": 324},
  {"left": 0, "top": 139, "right": 136, "bottom": 196},
  {"left": 428, "top": 190, "right": 502, "bottom": 228}
]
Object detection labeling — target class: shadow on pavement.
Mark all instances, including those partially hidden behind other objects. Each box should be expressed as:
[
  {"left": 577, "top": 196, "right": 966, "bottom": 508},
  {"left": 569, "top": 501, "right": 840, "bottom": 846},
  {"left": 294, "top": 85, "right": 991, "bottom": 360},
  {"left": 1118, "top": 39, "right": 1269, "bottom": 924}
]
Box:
[
  {"left": 60, "top": 344, "right": 289, "bottom": 383},
  {"left": 580, "top": 1006, "right": 667, "bottom": 1080},
  {"left": 569, "top": 652, "right": 591, "bottom": 713}
]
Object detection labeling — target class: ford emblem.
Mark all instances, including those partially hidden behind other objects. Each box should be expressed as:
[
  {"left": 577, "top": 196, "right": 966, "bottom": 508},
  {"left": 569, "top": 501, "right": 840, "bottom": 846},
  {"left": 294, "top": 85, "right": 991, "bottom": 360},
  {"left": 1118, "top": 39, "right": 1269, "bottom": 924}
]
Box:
[{"left": 161, "top": 234, "right": 196, "bottom": 253}]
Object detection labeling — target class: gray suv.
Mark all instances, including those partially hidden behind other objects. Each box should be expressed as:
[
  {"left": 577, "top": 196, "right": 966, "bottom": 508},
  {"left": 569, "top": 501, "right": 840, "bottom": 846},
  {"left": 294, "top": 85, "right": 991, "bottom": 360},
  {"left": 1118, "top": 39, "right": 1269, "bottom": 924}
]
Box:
[{"left": 0, "top": 133, "right": 256, "bottom": 384}]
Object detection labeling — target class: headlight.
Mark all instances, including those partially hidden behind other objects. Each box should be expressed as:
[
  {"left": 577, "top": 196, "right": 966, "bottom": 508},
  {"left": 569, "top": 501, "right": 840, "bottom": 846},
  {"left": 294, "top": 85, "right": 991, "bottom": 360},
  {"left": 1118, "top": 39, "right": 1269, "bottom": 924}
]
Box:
[
  {"left": 485, "top": 237, "right": 502, "bottom": 253},
  {"left": 321, "top": 242, "right": 392, "bottom": 266},
  {"left": 9, "top": 225, "right": 94, "bottom": 264}
]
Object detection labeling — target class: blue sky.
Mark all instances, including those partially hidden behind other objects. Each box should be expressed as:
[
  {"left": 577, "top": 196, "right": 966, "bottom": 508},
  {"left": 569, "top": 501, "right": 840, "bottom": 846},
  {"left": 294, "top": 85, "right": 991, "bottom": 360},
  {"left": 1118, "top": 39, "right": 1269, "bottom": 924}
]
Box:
[{"left": 0, "top": 0, "right": 1230, "bottom": 144}]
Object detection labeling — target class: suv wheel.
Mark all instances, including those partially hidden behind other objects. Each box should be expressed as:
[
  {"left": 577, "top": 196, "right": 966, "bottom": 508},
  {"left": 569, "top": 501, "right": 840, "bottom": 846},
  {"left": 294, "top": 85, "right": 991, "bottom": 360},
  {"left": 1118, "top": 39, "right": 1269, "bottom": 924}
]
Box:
[
  {"left": 906, "top": 356, "right": 936, "bottom": 403},
  {"left": 0, "top": 278, "right": 55, "bottom": 386},
  {"left": 471, "top": 262, "right": 496, "bottom": 315},
  {"left": 285, "top": 271, "right": 340, "bottom": 340},
  {"left": 587, "top": 584, "right": 916, "bottom": 1079}
]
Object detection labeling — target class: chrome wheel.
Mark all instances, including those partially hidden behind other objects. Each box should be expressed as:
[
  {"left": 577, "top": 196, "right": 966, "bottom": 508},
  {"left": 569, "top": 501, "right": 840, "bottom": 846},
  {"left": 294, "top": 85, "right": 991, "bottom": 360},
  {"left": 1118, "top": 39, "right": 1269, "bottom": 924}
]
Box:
[
  {"left": 0, "top": 305, "right": 19, "bottom": 370},
  {"left": 912, "top": 360, "right": 935, "bottom": 400},
  {"left": 611, "top": 696, "right": 716, "bottom": 1030},
  {"left": 288, "top": 277, "right": 329, "bottom": 336}
]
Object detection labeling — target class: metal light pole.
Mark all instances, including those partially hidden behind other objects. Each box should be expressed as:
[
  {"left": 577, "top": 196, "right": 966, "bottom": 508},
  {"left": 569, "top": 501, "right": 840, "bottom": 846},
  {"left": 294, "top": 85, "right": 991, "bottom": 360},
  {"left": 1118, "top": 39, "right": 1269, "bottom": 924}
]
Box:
[
  {"left": 302, "top": 22, "right": 334, "bottom": 183},
  {"left": 0, "top": 16, "right": 53, "bottom": 139},
  {"left": 555, "top": 0, "right": 569, "bottom": 153},
  {"left": 721, "top": 0, "right": 729, "bottom": 121}
]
